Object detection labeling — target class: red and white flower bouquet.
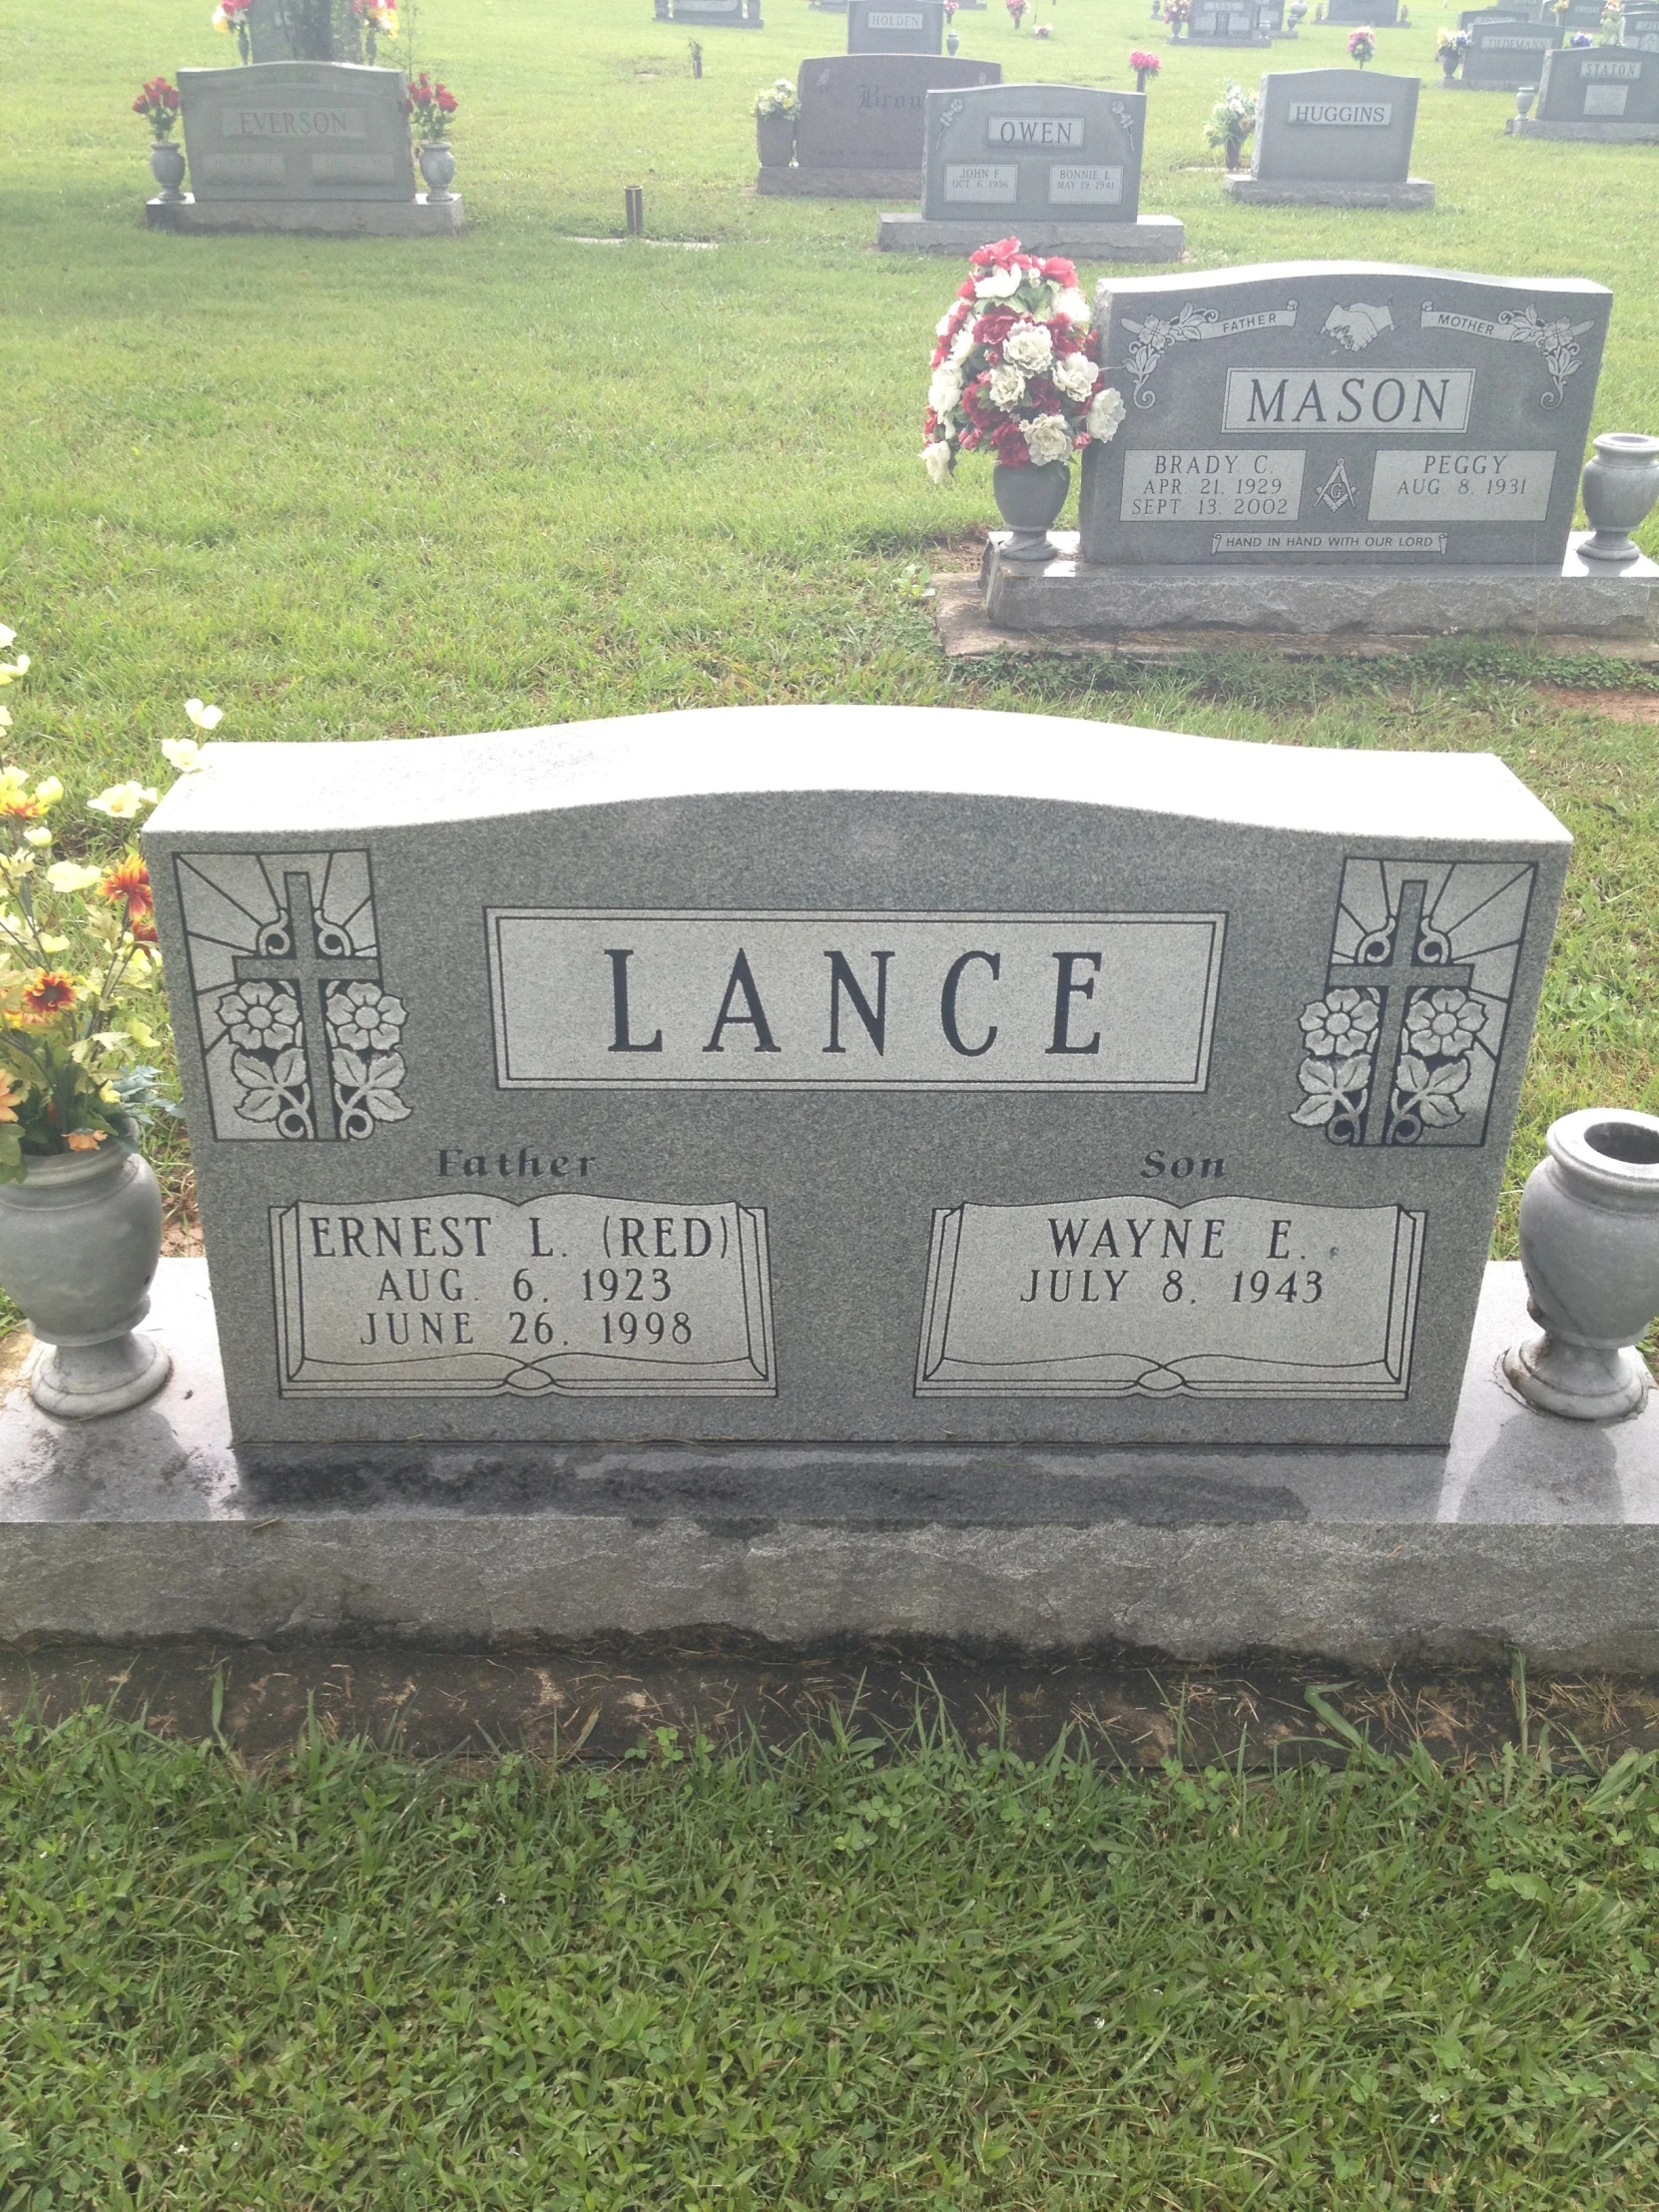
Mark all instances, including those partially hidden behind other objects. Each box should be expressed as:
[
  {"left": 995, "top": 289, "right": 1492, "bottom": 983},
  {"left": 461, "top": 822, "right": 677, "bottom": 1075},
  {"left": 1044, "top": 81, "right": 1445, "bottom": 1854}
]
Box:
[{"left": 921, "top": 239, "right": 1126, "bottom": 486}]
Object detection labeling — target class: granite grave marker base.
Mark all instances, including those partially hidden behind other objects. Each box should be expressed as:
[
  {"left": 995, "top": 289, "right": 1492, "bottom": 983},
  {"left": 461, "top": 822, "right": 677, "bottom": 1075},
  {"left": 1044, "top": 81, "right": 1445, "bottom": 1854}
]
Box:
[
  {"left": 147, "top": 192, "right": 464, "bottom": 235},
  {"left": 877, "top": 212, "right": 1186, "bottom": 257},
  {"left": 1505, "top": 116, "right": 1659, "bottom": 140},
  {"left": 4, "top": 1258, "right": 1657, "bottom": 1671},
  {"left": 758, "top": 165, "right": 923, "bottom": 197},
  {"left": 1223, "top": 176, "right": 1433, "bottom": 208},
  {"left": 980, "top": 529, "right": 1659, "bottom": 644}
]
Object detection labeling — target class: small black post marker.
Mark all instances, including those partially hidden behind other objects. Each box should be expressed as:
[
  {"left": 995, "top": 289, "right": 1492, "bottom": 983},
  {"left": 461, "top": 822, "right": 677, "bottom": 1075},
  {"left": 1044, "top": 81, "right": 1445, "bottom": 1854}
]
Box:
[{"left": 625, "top": 185, "right": 644, "bottom": 236}]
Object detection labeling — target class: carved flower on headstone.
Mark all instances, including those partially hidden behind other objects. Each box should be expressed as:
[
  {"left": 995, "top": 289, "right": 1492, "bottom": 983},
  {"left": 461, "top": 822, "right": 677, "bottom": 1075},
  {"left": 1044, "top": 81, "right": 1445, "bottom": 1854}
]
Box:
[
  {"left": 1403, "top": 986, "right": 1485, "bottom": 1058},
  {"left": 1298, "top": 986, "right": 1379, "bottom": 1058},
  {"left": 325, "top": 980, "right": 408, "bottom": 1053},
  {"left": 219, "top": 980, "right": 300, "bottom": 1052}
]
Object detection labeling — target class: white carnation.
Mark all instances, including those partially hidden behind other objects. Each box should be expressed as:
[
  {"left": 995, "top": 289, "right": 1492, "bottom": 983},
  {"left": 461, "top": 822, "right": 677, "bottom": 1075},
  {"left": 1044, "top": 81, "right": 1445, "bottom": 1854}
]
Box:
[
  {"left": 1022, "top": 413, "right": 1074, "bottom": 467},
  {"left": 949, "top": 322, "right": 975, "bottom": 362},
  {"left": 984, "top": 363, "right": 1026, "bottom": 408},
  {"left": 935, "top": 309, "right": 956, "bottom": 337},
  {"left": 1053, "top": 286, "right": 1090, "bottom": 324},
  {"left": 928, "top": 363, "right": 963, "bottom": 416},
  {"left": 1085, "top": 386, "right": 1128, "bottom": 442},
  {"left": 922, "top": 439, "right": 954, "bottom": 485},
  {"left": 1001, "top": 320, "right": 1054, "bottom": 374},
  {"left": 1050, "top": 353, "right": 1099, "bottom": 403},
  {"left": 974, "top": 265, "right": 1022, "bottom": 300}
]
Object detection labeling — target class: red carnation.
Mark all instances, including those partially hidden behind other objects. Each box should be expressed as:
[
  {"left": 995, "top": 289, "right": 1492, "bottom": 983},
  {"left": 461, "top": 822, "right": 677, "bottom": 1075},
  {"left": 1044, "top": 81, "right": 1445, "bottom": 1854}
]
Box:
[{"left": 436, "top": 88, "right": 457, "bottom": 112}]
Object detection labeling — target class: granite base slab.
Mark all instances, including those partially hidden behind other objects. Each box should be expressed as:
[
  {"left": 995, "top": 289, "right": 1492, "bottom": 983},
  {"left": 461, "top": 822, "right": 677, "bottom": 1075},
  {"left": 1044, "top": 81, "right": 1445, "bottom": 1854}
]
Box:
[
  {"left": 876, "top": 213, "right": 1186, "bottom": 259},
  {"left": 146, "top": 193, "right": 465, "bottom": 235},
  {"left": 980, "top": 532, "right": 1659, "bottom": 642},
  {"left": 1505, "top": 116, "right": 1659, "bottom": 141},
  {"left": 2, "top": 1260, "right": 1657, "bottom": 1668},
  {"left": 755, "top": 165, "right": 917, "bottom": 197},
  {"left": 1222, "top": 176, "right": 1434, "bottom": 209}
]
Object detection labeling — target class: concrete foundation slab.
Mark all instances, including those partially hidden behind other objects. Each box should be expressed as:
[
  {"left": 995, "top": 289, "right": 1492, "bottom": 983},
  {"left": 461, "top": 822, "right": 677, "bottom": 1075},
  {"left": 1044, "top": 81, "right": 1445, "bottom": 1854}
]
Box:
[
  {"left": 1222, "top": 176, "right": 1434, "bottom": 208},
  {"left": 1505, "top": 116, "right": 1659, "bottom": 141},
  {"left": 146, "top": 193, "right": 465, "bottom": 235},
  {"left": 755, "top": 166, "right": 917, "bottom": 197},
  {"left": 979, "top": 532, "right": 1659, "bottom": 643},
  {"left": 876, "top": 213, "right": 1187, "bottom": 259},
  {"left": 2, "top": 1260, "right": 1656, "bottom": 1668}
]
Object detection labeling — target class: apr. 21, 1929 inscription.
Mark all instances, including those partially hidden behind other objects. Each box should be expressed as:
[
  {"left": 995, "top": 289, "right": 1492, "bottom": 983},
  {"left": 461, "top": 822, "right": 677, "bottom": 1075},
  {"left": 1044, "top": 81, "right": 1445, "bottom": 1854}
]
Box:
[
  {"left": 273, "top": 1193, "right": 777, "bottom": 1396},
  {"left": 916, "top": 1193, "right": 1424, "bottom": 1397}
]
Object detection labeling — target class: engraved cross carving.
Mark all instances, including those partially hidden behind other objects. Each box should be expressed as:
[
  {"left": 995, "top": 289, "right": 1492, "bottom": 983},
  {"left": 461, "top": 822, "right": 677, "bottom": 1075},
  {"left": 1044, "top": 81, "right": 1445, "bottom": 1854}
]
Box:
[
  {"left": 1325, "top": 877, "right": 1473, "bottom": 1146},
  {"left": 232, "top": 868, "right": 378, "bottom": 1139}
]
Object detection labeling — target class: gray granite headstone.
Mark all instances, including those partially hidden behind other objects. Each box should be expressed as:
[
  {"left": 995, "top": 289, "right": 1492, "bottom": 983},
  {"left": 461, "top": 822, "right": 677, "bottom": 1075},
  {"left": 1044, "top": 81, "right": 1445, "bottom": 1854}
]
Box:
[
  {"left": 178, "top": 60, "right": 416, "bottom": 203},
  {"left": 1460, "top": 17, "right": 1561, "bottom": 86},
  {"left": 847, "top": 0, "right": 945, "bottom": 52},
  {"left": 652, "top": 0, "right": 765, "bottom": 22},
  {"left": 1187, "top": 0, "right": 1273, "bottom": 43},
  {"left": 794, "top": 54, "right": 999, "bottom": 170},
  {"left": 920, "top": 83, "right": 1145, "bottom": 225},
  {"left": 1079, "top": 260, "right": 1609, "bottom": 569},
  {"left": 1327, "top": 0, "right": 1400, "bottom": 21},
  {"left": 1532, "top": 41, "right": 1659, "bottom": 123},
  {"left": 144, "top": 708, "right": 1567, "bottom": 1456},
  {"left": 1252, "top": 68, "right": 1419, "bottom": 181}
]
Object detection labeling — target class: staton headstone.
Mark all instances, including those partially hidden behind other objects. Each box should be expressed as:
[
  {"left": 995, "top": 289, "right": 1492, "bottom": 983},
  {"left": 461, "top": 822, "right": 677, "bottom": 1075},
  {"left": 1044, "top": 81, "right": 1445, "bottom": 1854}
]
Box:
[
  {"left": 1226, "top": 68, "right": 1431, "bottom": 207},
  {"left": 143, "top": 709, "right": 1568, "bottom": 1461},
  {"left": 152, "top": 61, "right": 462, "bottom": 235},
  {"left": 847, "top": 0, "right": 945, "bottom": 52},
  {"left": 762, "top": 53, "right": 1000, "bottom": 195},
  {"left": 877, "top": 81, "right": 1185, "bottom": 257},
  {"left": 1459, "top": 16, "right": 1561, "bottom": 87},
  {"left": 1509, "top": 41, "right": 1659, "bottom": 136}
]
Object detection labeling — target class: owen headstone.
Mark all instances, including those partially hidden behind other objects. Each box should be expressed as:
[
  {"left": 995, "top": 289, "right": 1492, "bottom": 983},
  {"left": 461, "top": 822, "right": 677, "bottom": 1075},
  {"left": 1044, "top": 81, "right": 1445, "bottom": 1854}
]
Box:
[
  {"left": 765, "top": 53, "right": 1000, "bottom": 195},
  {"left": 878, "top": 82, "right": 1185, "bottom": 257},
  {"left": 653, "top": 0, "right": 765, "bottom": 22},
  {"left": 154, "top": 61, "right": 462, "bottom": 235},
  {"left": 144, "top": 709, "right": 1568, "bottom": 1459},
  {"left": 1187, "top": 0, "right": 1273, "bottom": 44},
  {"left": 1459, "top": 16, "right": 1561, "bottom": 86},
  {"left": 1510, "top": 41, "right": 1659, "bottom": 135},
  {"left": 848, "top": 0, "right": 945, "bottom": 51},
  {"left": 1227, "top": 68, "right": 1431, "bottom": 206}
]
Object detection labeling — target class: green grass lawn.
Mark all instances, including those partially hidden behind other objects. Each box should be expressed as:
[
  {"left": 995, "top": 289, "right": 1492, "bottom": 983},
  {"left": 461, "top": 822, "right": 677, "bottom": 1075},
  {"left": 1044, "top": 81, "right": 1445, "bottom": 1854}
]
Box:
[{"left": 6, "top": 1706, "right": 1659, "bottom": 2207}]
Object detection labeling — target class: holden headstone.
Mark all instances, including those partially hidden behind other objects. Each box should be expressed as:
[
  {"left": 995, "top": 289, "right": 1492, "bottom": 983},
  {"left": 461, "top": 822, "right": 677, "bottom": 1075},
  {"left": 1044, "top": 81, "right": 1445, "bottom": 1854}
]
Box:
[
  {"left": 877, "top": 82, "right": 1186, "bottom": 257},
  {"left": 1225, "top": 68, "right": 1431, "bottom": 207},
  {"left": 847, "top": 0, "right": 945, "bottom": 52},
  {"left": 1508, "top": 42, "right": 1659, "bottom": 137},
  {"left": 760, "top": 53, "right": 1000, "bottom": 196}
]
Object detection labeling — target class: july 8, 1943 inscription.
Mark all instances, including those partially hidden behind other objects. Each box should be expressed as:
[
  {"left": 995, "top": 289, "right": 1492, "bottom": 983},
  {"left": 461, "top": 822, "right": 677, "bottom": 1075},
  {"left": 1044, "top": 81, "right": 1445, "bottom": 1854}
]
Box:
[{"left": 144, "top": 704, "right": 1569, "bottom": 1455}]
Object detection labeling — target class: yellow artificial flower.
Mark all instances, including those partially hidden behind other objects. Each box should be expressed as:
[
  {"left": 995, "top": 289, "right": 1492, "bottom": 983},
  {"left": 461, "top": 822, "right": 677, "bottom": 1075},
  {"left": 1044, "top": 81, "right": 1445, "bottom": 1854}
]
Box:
[
  {"left": 37, "top": 933, "right": 71, "bottom": 954},
  {"left": 0, "top": 706, "right": 11, "bottom": 732},
  {"left": 65, "top": 1130, "right": 107, "bottom": 1151},
  {"left": 127, "top": 1019, "right": 157, "bottom": 1050},
  {"left": 87, "top": 782, "right": 159, "bottom": 821},
  {"left": 33, "top": 777, "right": 62, "bottom": 808},
  {"left": 45, "top": 860, "right": 104, "bottom": 893},
  {"left": 162, "top": 737, "right": 204, "bottom": 774},
  {"left": 0, "top": 626, "right": 14, "bottom": 649},
  {"left": 23, "top": 827, "right": 52, "bottom": 847},
  {"left": 184, "top": 699, "right": 224, "bottom": 731},
  {"left": 0, "top": 654, "right": 29, "bottom": 686}
]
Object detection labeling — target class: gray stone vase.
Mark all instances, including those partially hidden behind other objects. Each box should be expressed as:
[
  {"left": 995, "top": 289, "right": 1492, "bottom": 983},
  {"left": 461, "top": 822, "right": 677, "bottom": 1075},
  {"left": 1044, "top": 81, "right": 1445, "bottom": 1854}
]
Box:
[
  {"left": 1515, "top": 83, "right": 1537, "bottom": 116},
  {"left": 992, "top": 459, "right": 1071, "bottom": 563},
  {"left": 756, "top": 111, "right": 797, "bottom": 167},
  {"left": 1579, "top": 432, "right": 1659, "bottom": 564},
  {"left": 0, "top": 1139, "right": 171, "bottom": 1419},
  {"left": 149, "top": 139, "right": 187, "bottom": 201},
  {"left": 417, "top": 142, "right": 456, "bottom": 200},
  {"left": 1504, "top": 1108, "right": 1659, "bottom": 1421}
]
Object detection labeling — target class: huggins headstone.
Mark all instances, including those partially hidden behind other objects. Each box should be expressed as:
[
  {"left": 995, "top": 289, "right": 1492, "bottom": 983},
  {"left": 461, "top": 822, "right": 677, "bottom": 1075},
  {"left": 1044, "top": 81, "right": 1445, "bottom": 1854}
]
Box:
[
  {"left": 976, "top": 259, "right": 1659, "bottom": 644},
  {"left": 1458, "top": 18, "right": 1561, "bottom": 87},
  {"left": 1509, "top": 43, "right": 1659, "bottom": 137},
  {"left": 151, "top": 61, "right": 462, "bottom": 234},
  {"left": 1226, "top": 68, "right": 1431, "bottom": 207},
  {"left": 877, "top": 82, "right": 1186, "bottom": 256},
  {"left": 144, "top": 706, "right": 1568, "bottom": 1458},
  {"left": 847, "top": 0, "right": 945, "bottom": 52},
  {"left": 762, "top": 53, "right": 1000, "bottom": 196}
]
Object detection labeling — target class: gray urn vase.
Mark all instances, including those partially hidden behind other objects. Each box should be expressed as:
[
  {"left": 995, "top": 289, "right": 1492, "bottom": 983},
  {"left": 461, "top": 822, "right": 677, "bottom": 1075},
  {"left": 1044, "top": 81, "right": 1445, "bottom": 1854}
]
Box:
[
  {"left": 1504, "top": 1108, "right": 1659, "bottom": 1421},
  {"left": 149, "top": 139, "right": 187, "bottom": 201},
  {"left": 1579, "top": 432, "right": 1659, "bottom": 564},
  {"left": 0, "top": 1140, "right": 172, "bottom": 1419},
  {"left": 992, "top": 459, "right": 1071, "bottom": 563},
  {"left": 1515, "top": 84, "right": 1537, "bottom": 115},
  {"left": 417, "top": 142, "right": 456, "bottom": 200},
  {"left": 756, "top": 111, "right": 797, "bottom": 167}
]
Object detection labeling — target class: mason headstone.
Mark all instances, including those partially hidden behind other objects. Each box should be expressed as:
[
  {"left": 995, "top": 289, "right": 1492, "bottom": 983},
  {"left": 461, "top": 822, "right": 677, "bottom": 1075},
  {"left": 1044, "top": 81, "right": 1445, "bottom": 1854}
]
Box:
[
  {"left": 1509, "top": 41, "right": 1659, "bottom": 135},
  {"left": 144, "top": 708, "right": 1568, "bottom": 1462},
  {"left": 979, "top": 259, "right": 1659, "bottom": 645},
  {"left": 878, "top": 82, "right": 1185, "bottom": 257},
  {"left": 653, "top": 0, "right": 765, "bottom": 22},
  {"left": 1225, "top": 68, "right": 1431, "bottom": 207},
  {"left": 760, "top": 53, "right": 1000, "bottom": 196},
  {"left": 1187, "top": 0, "right": 1274, "bottom": 44},
  {"left": 848, "top": 0, "right": 945, "bottom": 52},
  {"left": 1459, "top": 16, "right": 1561, "bottom": 86},
  {"left": 151, "top": 61, "right": 462, "bottom": 235}
]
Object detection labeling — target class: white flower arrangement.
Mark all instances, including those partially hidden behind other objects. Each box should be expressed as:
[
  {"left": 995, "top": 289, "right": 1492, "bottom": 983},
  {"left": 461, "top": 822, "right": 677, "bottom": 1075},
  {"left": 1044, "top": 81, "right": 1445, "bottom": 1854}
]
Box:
[{"left": 753, "top": 78, "right": 799, "bottom": 118}]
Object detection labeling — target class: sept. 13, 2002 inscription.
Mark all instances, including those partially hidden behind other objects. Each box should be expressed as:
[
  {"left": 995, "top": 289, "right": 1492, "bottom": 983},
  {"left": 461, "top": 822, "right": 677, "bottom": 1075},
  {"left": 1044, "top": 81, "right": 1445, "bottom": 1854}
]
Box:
[
  {"left": 916, "top": 1193, "right": 1424, "bottom": 1398},
  {"left": 273, "top": 1194, "right": 776, "bottom": 1397}
]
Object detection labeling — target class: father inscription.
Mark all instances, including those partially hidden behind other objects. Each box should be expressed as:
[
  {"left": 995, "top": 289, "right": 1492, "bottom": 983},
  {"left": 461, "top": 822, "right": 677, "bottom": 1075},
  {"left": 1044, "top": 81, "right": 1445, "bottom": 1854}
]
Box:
[{"left": 145, "top": 708, "right": 1568, "bottom": 1456}]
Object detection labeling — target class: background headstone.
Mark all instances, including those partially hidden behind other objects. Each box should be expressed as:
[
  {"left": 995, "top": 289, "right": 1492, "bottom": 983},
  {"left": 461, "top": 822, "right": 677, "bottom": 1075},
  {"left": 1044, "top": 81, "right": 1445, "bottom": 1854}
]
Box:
[
  {"left": 1078, "top": 261, "right": 1609, "bottom": 570},
  {"left": 145, "top": 710, "right": 1568, "bottom": 1456},
  {"left": 919, "top": 83, "right": 1146, "bottom": 224},
  {"left": 653, "top": 0, "right": 765, "bottom": 22},
  {"left": 847, "top": 0, "right": 945, "bottom": 52},
  {"left": 1460, "top": 17, "right": 1561, "bottom": 87},
  {"left": 1229, "top": 67, "right": 1430, "bottom": 201},
  {"left": 1327, "top": 0, "right": 1400, "bottom": 22},
  {"left": 1187, "top": 0, "right": 1273, "bottom": 44},
  {"left": 1515, "top": 41, "right": 1659, "bottom": 133},
  {"left": 178, "top": 61, "right": 414, "bottom": 202},
  {"left": 778, "top": 53, "right": 1000, "bottom": 190}
]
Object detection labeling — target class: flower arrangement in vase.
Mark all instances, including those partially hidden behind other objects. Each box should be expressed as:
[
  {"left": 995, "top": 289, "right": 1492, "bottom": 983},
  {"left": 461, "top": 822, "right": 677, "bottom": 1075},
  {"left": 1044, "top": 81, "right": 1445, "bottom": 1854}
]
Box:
[
  {"left": 351, "top": 0, "right": 399, "bottom": 63},
  {"left": 133, "top": 77, "right": 185, "bottom": 201},
  {"left": 1130, "top": 46, "right": 1162, "bottom": 87},
  {"left": 921, "top": 239, "right": 1128, "bottom": 563},
  {"left": 1347, "top": 25, "right": 1377, "bottom": 64},
  {"left": 404, "top": 74, "right": 459, "bottom": 200},
  {"left": 1163, "top": 0, "right": 1191, "bottom": 34},
  {"left": 1435, "top": 25, "right": 1468, "bottom": 75},
  {"left": 1006, "top": 0, "right": 1027, "bottom": 25},
  {"left": 211, "top": 0, "right": 254, "bottom": 63},
  {"left": 1205, "top": 79, "right": 1257, "bottom": 168},
  {"left": 753, "top": 78, "right": 799, "bottom": 166}
]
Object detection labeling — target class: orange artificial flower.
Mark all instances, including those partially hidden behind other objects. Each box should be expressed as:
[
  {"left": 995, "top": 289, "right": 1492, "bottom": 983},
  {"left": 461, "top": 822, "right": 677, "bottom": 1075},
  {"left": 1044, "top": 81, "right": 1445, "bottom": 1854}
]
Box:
[
  {"left": 19, "top": 969, "right": 76, "bottom": 1022},
  {"left": 129, "top": 912, "right": 158, "bottom": 945},
  {"left": 0, "top": 1072, "right": 18, "bottom": 1124},
  {"left": 65, "top": 1129, "right": 108, "bottom": 1151},
  {"left": 0, "top": 795, "right": 41, "bottom": 822},
  {"left": 99, "top": 854, "right": 154, "bottom": 917}
]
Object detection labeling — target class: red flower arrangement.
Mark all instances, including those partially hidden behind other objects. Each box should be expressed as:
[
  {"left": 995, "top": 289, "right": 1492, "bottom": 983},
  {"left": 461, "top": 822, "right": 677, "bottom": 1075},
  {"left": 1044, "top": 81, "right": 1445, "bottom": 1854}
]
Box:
[
  {"left": 1006, "top": 0, "right": 1028, "bottom": 22},
  {"left": 921, "top": 239, "right": 1127, "bottom": 481},
  {"left": 404, "top": 73, "right": 458, "bottom": 141},
  {"left": 132, "top": 78, "right": 181, "bottom": 140},
  {"left": 1130, "top": 47, "right": 1162, "bottom": 87}
]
